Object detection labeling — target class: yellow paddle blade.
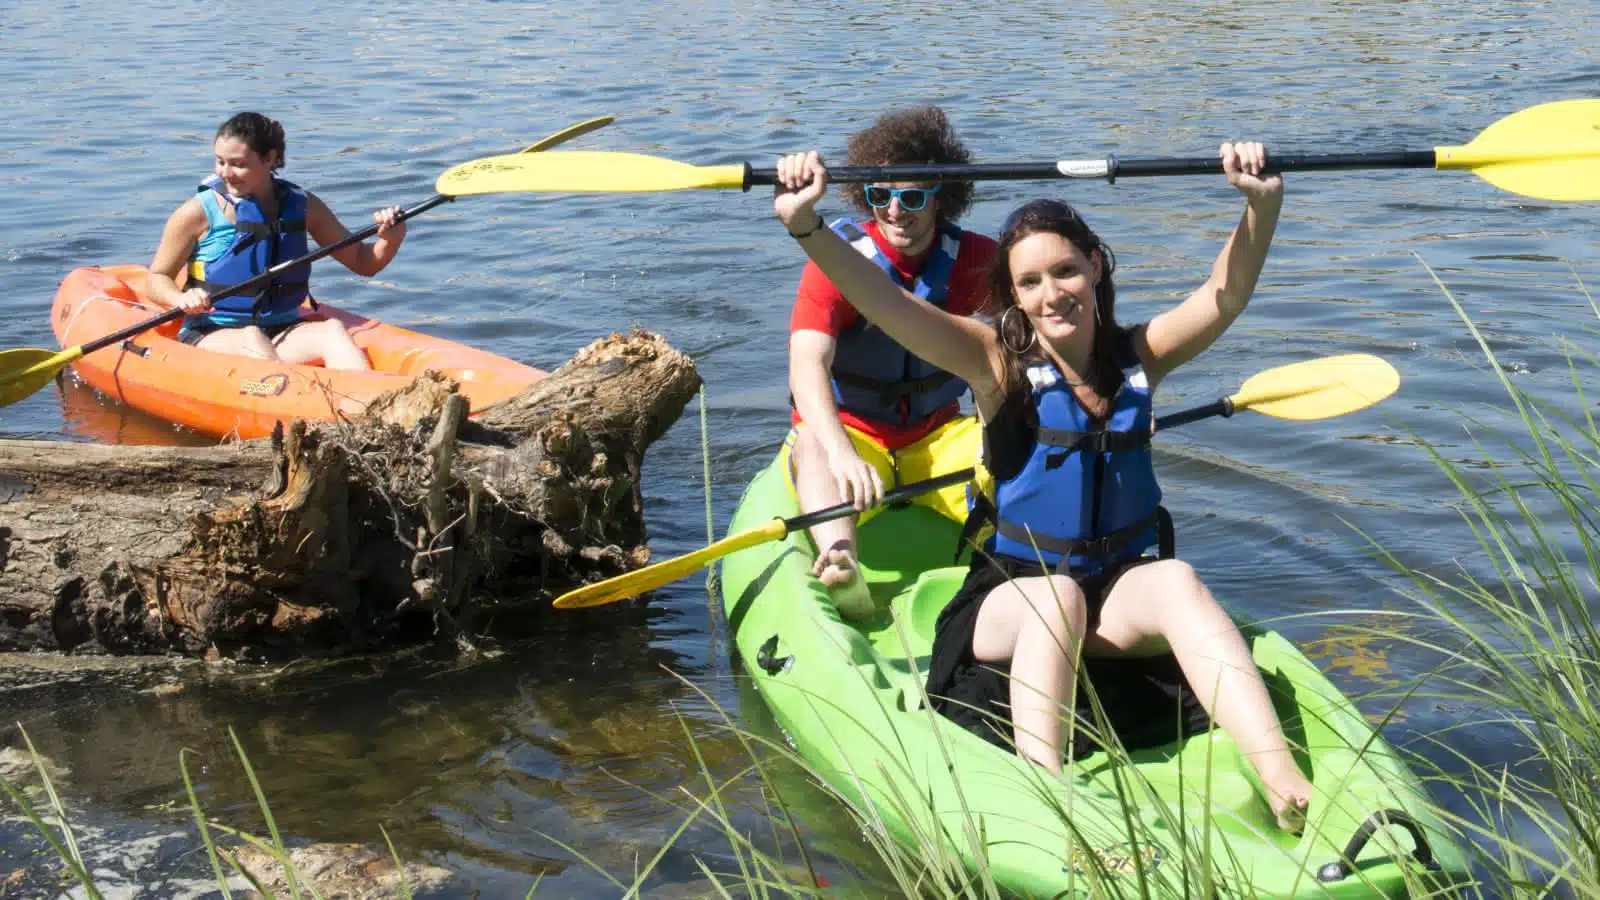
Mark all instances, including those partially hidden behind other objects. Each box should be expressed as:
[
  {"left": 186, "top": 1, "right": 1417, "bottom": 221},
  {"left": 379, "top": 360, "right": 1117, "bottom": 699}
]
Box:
[
  {"left": 0, "top": 347, "right": 82, "bottom": 407},
  {"left": 437, "top": 151, "right": 747, "bottom": 196},
  {"left": 1231, "top": 353, "right": 1399, "bottom": 420},
  {"left": 552, "top": 518, "right": 788, "bottom": 609},
  {"left": 1436, "top": 99, "right": 1600, "bottom": 201},
  {"left": 519, "top": 116, "right": 616, "bottom": 154}
]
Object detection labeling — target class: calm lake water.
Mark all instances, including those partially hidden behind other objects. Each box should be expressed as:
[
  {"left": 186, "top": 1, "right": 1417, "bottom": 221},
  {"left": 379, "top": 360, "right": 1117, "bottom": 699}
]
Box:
[{"left": 2, "top": 0, "right": 1598, "bottom": 895}]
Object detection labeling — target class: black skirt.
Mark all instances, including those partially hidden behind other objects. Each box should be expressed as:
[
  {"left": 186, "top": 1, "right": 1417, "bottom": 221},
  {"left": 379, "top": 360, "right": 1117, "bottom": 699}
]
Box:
[{"left": 924, "top": 552, "right": 1213, "bottom": 761}]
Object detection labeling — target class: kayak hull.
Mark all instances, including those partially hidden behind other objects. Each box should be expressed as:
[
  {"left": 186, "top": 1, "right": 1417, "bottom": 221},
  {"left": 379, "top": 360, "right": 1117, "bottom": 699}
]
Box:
[
  {"left": 719, "top": 449, "right": 1470, "bottom": 897},
  {"left": 50, "top": 265, "right": 545, "bottom": 440}
]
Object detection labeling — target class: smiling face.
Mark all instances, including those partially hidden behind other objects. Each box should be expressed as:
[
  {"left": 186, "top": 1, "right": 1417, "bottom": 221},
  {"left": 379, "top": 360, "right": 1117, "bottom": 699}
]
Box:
[
  {"left": 868, "top": 181, "right": 940, "bottom": 255},
  {"left": 212, "top": 136, "right": 276, "bottom": 199},
  {"left": 1007, "top": 231, "right": 1102, "bottom": 354}
]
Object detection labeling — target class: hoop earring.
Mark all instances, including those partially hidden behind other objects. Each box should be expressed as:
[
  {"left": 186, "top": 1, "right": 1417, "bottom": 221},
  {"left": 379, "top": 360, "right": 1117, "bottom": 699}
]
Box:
[{"left": 999, "top": 306, "right": 1036, "bottom": 355}]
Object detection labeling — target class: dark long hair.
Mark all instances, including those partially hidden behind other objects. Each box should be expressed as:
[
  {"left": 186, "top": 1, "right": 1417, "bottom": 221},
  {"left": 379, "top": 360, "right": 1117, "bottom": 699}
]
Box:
[
  {"left": 839, "top": 105, "right": 973, "bottom": 222},
  {"left": 981, "top": 199, "right": 1129, "bottom": 424},
  {"left": 217, "top": 112, "right": 287, "bottom": 171}
]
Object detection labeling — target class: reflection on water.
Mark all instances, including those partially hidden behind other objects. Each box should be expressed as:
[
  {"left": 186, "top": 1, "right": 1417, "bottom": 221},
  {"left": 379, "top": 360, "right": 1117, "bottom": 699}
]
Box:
[
  {"left": 54, "top": 371, "right": 219, "bottom": 447},
  {"left": 0, "top": 606, "right": 792, "bottom": 896},
  {"left": 1, "top": 0, "right": 1597, "bottom": 893}
]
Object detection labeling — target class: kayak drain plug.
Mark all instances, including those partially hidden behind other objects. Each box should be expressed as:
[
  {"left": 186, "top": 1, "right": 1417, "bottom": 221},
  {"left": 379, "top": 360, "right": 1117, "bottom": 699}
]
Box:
[{"left": 1316, "top": 808, "right": 1440, "bottom": 882}]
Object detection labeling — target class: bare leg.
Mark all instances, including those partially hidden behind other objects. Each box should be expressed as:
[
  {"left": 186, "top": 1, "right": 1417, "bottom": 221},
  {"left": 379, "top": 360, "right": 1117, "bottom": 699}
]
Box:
[
  {"left": 274, "top": 319, "right": 372, "bottom": 371},
  {"left": 194, "top": 326, "right": 280, "bottom": 361},
  {"left": 971, "top": 573, "right": 1088, "bottom": 772},
  {"left": 1095, "top": 559, "right": 1313, "bottom": 831},
  {"left": 789, "top": 427, "right": 874, "bottom": 621}
]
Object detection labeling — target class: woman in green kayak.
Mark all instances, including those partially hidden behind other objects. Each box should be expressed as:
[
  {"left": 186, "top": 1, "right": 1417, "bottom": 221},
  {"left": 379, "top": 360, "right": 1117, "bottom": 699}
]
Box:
[{"left": 771, "top": 145, "right": 1313, "bottom": 831}]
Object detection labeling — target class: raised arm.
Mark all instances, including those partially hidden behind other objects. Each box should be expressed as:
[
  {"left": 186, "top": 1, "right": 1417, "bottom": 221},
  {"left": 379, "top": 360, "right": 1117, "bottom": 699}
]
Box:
[
  {"left": 774, "top": 152, "right": 998, "bottom": 397},
  {"left": 1138, "top": 142, "right": 1283, "bottom": 386},
  {"left": 305, "top": 194, "right": 407, "bottom": 277}
]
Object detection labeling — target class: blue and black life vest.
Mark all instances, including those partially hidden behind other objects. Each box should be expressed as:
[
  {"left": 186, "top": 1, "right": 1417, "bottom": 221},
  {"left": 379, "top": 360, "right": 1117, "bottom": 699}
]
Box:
[
  {"left": 826, "top": 217, "right": 969, "bottom": 426},
  {"left": 186, "top": 175, "right": 311, "bottom": 327},
  {"left": 967, "top": 356, "right": 1170, "bottom": 575}
]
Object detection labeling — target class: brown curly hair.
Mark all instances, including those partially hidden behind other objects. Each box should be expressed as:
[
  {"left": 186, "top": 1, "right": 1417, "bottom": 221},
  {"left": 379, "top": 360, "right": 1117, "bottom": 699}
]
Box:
[{"left": 840, "top": 105, "right": 973, "bottom": 222}]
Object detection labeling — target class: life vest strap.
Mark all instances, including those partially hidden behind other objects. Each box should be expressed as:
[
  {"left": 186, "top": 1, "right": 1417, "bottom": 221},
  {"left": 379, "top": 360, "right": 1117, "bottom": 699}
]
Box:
[
  {"left": 956, "top": 500, "right": 1174, "bottom": 565},
  {"left": 231, "top": 218, "right": 308, "bottom": 237},
  {"left": 957, "top": 505, "right": 1174, "bottom": 569},
  {"left": 1037, "top": 426, "right": 1151, "bottom": 453},
  {"left": 188, "top": 277, "right": 310, "bottom": 296},
  {"left": 993, "top": 508, "right": 1161, "bottom": 561},
  {"left": 186, "top": 278, "right": 315, "bottom": 316},
  {"left": 1039, "top": 427, "right": 1152, "bottom": 469},
  {"left": 1155, "top": 505, "right": 1174, "bottom": 559},
  {"left": 955, "top": 492, "right": 997, "bottom": 562},
  {"left": 831, "top": 368, "right": 955, "bottom": 398}
]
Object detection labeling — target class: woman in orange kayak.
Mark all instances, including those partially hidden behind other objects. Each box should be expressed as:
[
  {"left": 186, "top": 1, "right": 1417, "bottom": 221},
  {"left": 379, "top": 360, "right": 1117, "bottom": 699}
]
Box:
[
  {"left": 146, "top": 112, "right": 406, "bottom": 370},
  {"left": 770, "top": 144, "right": 1314, "bottom": 831}
]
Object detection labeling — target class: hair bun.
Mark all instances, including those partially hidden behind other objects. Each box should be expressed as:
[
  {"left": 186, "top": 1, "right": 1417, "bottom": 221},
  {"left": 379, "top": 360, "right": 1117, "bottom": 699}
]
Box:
[{"left": 216, "top": 111, "right": 288, "bottom": 170}]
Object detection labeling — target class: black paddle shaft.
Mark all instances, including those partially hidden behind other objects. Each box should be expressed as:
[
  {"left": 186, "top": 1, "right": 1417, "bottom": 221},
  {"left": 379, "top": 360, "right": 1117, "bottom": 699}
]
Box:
[
  {"left": 79, "top": 193, "right": 456, "bottom": 357},
  {"left": 740, "top": 150, "right": 1437, "bottom": 189},
  {"left": 784, "top": 467, "right": 977, "bottom": 534},
  {"left": 780, "top": 395, "right": 1239, "bottom": 534}
]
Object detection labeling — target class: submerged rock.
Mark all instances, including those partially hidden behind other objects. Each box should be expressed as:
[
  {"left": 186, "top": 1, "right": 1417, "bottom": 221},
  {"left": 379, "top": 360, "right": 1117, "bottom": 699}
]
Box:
[{"left": 233, "top": 841, "right": 453, "bottom": 899}]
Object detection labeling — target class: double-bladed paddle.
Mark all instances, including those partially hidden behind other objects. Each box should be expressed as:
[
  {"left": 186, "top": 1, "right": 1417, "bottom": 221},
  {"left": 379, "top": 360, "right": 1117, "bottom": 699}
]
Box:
[
  {"left": 434, "top": 99, "right": 1600, "bottom": 203},
  {"left": 0, "top": 116, "right": 617, "bottom": 409},
  {"left": 551, "top": 353, "right": 1401, "bottom": 609}
]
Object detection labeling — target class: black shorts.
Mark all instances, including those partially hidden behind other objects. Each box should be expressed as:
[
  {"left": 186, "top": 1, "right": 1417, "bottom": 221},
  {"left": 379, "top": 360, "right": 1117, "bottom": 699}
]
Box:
[
  {"left": 177, "top": 317, "right": 304, "bottom": 346},
  {"left": 924, "top": 552, "right": 1213, "bottom": 760}
]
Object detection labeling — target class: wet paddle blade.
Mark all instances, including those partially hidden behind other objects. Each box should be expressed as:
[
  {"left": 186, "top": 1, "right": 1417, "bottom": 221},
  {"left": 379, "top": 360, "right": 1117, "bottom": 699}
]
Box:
[
  {"left": 519, "top": 116, "right": 616, "bottom": 154},
  {"left": 552, "top": 518, "right": 788, "bottom": 609},
  {"left": 1232, "top": 353, "right": 1399, "bottom": 420},
  {"left": 1436, "top": 99, "right": 1600, "bottom": 201},
  {"left": 0, "top": 347, "right": 81, "bottom": 408},
  {"left": 436, "top": 151, "right": 747, "bottom": 196}
]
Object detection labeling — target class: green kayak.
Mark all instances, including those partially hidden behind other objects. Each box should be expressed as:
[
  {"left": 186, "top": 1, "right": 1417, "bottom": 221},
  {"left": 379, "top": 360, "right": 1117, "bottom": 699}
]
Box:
[{"left": 720, "top": 451, "right": 1470, "bottom": 897}]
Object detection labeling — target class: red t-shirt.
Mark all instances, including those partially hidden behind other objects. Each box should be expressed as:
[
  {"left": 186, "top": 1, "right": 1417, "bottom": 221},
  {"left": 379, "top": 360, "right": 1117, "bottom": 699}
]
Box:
[{"left": 790, "top": 221, "right": 998, "bottom": 450}]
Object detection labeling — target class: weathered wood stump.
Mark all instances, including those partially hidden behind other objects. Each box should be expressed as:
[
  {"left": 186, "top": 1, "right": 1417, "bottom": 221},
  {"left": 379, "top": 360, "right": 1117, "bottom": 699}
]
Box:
[{"left": 0, "top": 329, "right": 699, "bottom": 659}]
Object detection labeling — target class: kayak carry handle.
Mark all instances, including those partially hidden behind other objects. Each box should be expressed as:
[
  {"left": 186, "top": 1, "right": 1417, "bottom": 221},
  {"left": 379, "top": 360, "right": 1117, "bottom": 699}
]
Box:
[{"left": 1316, "top": 808, "right": 1441, "bottom": 883}]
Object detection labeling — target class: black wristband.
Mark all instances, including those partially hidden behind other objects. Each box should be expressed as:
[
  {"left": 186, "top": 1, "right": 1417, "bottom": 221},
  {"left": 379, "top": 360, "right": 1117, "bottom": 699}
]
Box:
[{"left": 787, "top": 215, "right": 826, "bottom": 240}]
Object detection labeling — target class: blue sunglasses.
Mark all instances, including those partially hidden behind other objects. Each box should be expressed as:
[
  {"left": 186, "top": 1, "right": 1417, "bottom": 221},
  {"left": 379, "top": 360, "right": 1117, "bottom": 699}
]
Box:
[{"left": 866, "top": 184, "right": 941, "bottom": 211}]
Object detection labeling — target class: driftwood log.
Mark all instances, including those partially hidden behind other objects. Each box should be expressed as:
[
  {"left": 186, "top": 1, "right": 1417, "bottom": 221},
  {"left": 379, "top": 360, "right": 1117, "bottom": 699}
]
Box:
[{"left": 0, "top": 329, "right": 699, "bottom": 659}]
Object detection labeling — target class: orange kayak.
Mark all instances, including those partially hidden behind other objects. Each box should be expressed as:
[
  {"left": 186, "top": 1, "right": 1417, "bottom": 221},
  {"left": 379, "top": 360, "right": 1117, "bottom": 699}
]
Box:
[{"left": 51, "top": 265, "right": 546, "bottom": 440}]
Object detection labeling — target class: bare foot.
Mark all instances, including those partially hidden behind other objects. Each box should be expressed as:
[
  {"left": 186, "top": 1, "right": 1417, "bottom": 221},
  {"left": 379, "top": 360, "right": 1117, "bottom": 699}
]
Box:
[
  {"left": 1263, "top": 768, "right": 1313, "bottom": 833},
  {"left": 813, "top": 542, "right": 874, "bottom": 622}
]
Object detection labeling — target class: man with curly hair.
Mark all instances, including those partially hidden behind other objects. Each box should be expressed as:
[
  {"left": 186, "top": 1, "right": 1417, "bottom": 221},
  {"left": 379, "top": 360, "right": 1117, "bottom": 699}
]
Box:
[{"left": 781, "top": 105, "right": 997, "bottom": 621}]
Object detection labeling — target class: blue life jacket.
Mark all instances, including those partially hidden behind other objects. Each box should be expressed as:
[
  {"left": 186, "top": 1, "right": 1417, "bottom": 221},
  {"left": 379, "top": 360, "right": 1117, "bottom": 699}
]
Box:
[
  {"left": 186, "top": 176, "right": 311, "bottom": 327},
  {"left": 826, "top": 217, "right": 969, "bottom": 426},
  {"left": 975, "top": 357, "right": 1167, "bottom": 575}
]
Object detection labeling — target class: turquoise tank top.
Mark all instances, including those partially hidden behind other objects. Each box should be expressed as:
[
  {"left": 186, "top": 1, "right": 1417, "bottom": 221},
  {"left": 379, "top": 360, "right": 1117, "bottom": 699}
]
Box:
[
  {"left": 188, "top": 190, "right": 300, "bottom": 328},
  {"left": 193, "top": 190, "right": 237, "bottom": 265}
]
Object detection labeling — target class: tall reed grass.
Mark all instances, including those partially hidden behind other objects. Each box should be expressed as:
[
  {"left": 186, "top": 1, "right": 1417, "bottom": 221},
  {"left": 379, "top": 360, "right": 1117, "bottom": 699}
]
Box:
[{"left": 1346, "top": 260, "right": 1600, "bottom": 898}]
